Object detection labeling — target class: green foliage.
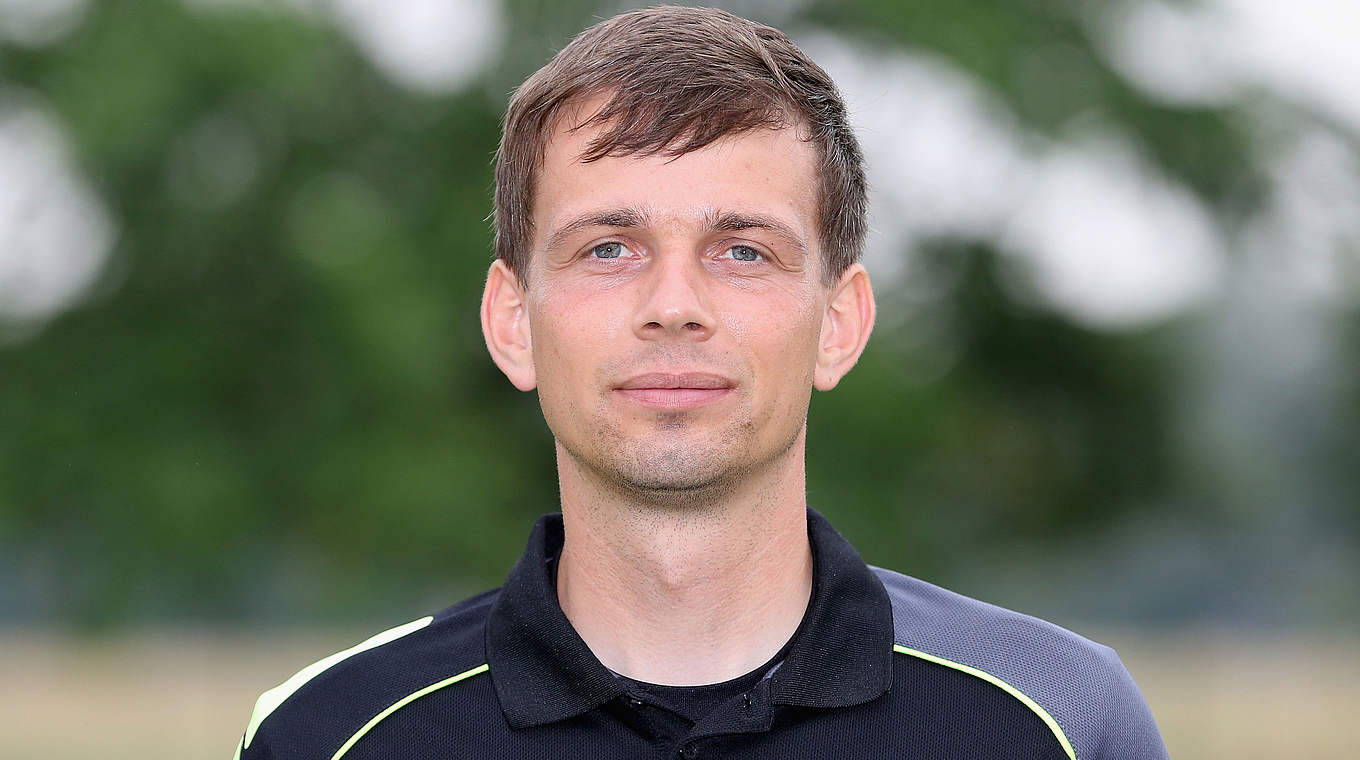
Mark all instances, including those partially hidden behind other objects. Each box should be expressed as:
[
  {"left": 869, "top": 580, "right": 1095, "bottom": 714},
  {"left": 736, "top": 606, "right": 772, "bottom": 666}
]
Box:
[{"left": 0, "top": 0, "right": 1354, "bottom": 628}]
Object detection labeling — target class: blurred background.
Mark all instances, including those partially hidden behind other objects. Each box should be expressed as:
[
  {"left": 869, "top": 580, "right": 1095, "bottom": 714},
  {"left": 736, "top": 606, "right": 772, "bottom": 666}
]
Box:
[{"left": 1, "top": 0, "right": 1357, "bottom": 756}]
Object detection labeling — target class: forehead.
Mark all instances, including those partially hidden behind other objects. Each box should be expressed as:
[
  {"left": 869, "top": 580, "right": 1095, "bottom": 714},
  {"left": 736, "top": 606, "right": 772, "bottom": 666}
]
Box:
[{"left": 530, "top": 98, "right": 820, "bottom": 248}]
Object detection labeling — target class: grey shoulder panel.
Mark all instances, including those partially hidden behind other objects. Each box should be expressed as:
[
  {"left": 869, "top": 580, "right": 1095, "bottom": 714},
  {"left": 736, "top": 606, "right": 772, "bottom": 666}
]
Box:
[{"left": 871, "top": 567, "right": 1168, "bottom": 760}]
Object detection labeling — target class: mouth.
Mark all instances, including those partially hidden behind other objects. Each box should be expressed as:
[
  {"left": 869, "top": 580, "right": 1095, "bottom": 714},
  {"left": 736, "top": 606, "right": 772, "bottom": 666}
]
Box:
[{"left": 612, "top": 372, "right": 736, "bottom": 410}]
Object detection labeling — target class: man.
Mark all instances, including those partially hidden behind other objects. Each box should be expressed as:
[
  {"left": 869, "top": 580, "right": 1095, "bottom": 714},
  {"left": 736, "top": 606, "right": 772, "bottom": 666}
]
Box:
[{"left": 235, "top": 7, "right": 1168, "bottom": 759}]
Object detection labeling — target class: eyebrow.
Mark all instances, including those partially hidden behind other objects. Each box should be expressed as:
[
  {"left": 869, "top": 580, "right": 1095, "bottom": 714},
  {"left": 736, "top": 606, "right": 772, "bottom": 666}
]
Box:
[
  {"left": 706, "top": 210, "right": 808, "bottom": 258},
  {"left": 543, "top": 207, "right": 650, "bottom": 254}
]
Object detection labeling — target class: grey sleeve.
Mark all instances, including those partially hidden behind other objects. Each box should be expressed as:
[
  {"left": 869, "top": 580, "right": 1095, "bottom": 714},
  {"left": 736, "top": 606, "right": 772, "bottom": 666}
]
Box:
[
  {"left": 1087, "top": 644, "right": 1168, "bottom": 760},
  {"left": 872, "top": 567, "right": 1170, "bottom": 760}
]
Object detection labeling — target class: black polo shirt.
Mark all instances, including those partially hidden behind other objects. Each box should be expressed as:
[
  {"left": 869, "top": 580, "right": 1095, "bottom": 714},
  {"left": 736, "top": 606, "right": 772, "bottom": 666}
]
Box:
[{"left": 235, "top": 510, "right": 1168, "bottom": 759}]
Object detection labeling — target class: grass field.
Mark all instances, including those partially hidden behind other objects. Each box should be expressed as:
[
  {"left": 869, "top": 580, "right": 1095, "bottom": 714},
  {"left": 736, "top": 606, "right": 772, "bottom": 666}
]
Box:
[{"left": 1, "top": 628, "right": 1356, "bottom": 758}]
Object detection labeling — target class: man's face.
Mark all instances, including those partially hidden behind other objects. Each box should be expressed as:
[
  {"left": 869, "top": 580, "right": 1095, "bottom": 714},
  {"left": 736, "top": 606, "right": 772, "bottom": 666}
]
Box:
[{"left": 518, "top": 107, "right": 830, "bottom": 496}]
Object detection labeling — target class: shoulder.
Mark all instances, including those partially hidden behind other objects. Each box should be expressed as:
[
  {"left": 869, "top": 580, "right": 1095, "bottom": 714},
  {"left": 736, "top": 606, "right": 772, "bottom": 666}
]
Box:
[
  {"left": 871, "top": 567, "right": 1167, "bottom": 760},
  {"left": 234, "top": 588, "right": 500, "bottom": 760}
]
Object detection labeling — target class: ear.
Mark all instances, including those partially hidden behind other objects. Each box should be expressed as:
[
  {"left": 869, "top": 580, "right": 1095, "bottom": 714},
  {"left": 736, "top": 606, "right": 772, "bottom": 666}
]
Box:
[
  {"left": 481, "top": 259, "right": 537, "bottom": 391},
  {"left": 814, "top": 264, "right": 875, "bottom": 391}
]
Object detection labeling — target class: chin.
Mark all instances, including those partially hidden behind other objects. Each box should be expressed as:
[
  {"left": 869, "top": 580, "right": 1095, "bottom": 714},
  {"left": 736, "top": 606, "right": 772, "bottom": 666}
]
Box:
[
  {"left": 579, "top": 441, "right": 748, "bottom": 503},
  {"left": 561, "top": 420, "right": 799, "bottom": 502},
  {"left": 614, "top": 453, "right": 735, "bottom": 497}
]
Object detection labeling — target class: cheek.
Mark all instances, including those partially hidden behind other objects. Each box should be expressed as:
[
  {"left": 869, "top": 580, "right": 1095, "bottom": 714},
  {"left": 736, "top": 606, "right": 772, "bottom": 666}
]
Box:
[
  {"left": 530, "top": 291, "right": 621, "bottom": 393},
  {"left": 724, "top": 278, "right": 821, "bottom": 337},
  {"left": 725, "top": 289, "right": 824, "bottom": 388}
]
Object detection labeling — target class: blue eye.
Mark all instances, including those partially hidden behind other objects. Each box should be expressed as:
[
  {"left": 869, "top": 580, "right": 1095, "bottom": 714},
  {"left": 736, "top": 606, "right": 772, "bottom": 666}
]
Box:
[
  {"left": 726, "top": 245, "right": 761, "bottom": 262},
  {"left": 591, "top": 242, "right": 625, "bottom": 259}
]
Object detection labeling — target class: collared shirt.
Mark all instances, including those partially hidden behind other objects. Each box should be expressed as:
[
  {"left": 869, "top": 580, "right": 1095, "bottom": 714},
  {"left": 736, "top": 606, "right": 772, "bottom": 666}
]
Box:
[{"left": 235, "top": 510, "right": 1168, "bottom": 760}]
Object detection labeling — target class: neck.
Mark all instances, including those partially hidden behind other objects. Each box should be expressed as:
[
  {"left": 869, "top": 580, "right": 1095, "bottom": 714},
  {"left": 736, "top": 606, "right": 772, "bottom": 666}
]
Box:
[{"left": 553, "top": 431, "right": 813, "bottom": 686}]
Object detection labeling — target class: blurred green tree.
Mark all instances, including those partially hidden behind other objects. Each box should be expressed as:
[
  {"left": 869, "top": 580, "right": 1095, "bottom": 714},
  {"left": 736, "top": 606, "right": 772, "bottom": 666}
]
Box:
[{"left": 0, "top": 0, "right": 1354, "bottom": 629}]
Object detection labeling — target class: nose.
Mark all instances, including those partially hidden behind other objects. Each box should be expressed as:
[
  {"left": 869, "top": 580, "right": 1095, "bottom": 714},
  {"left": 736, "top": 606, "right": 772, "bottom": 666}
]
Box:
[{"left": 632, "top": 251, "right": 715, "bottom": 342}]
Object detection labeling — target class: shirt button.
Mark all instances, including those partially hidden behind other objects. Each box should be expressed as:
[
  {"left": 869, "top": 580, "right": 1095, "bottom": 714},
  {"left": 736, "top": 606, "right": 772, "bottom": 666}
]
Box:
[
  {"left": 627, "top": 697, "right": 644, "bottom": 708},
  {"left": 679, "top": 744, "right": 699, "bottom": 759}
]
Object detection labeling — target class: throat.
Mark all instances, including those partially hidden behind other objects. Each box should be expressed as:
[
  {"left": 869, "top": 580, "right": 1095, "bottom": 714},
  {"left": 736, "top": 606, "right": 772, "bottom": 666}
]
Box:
[{"left": 555, "top": 504, "right": 812, "bottom": 686}]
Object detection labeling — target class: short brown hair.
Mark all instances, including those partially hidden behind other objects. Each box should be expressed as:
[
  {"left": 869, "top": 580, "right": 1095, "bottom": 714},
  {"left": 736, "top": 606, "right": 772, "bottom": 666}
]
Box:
[{"left": 494, "top": 5, "right": 866, "bottom": 285}]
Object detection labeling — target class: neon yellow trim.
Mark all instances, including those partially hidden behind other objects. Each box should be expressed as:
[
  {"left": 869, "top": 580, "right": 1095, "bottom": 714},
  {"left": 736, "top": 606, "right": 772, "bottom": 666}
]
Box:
[
  {"left": 232, "top": 736, "right": 242, "bottom": 760},
  {"left": 330, "top": 663, "right": 490, "bottom": 760},
  {"left": 243, "top": 616, "right": 434, "bottom": 750},
  {"left": 892, "top": 644, "right": 1076, "bottom": 760}
]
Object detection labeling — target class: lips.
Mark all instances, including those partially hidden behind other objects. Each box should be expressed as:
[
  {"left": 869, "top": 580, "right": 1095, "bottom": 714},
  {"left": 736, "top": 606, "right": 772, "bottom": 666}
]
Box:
[
  {"left": 613, "top": 372, "right": 735, "bottom": 409},
  {"left": 615, "top": 372, "right": 734, "bottom": 390}
]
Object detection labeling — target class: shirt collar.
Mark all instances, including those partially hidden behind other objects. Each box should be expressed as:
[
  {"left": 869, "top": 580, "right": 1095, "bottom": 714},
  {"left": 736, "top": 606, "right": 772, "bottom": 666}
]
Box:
[{"left": 485, "top": 508, "right": 894, "bottom": 728}]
